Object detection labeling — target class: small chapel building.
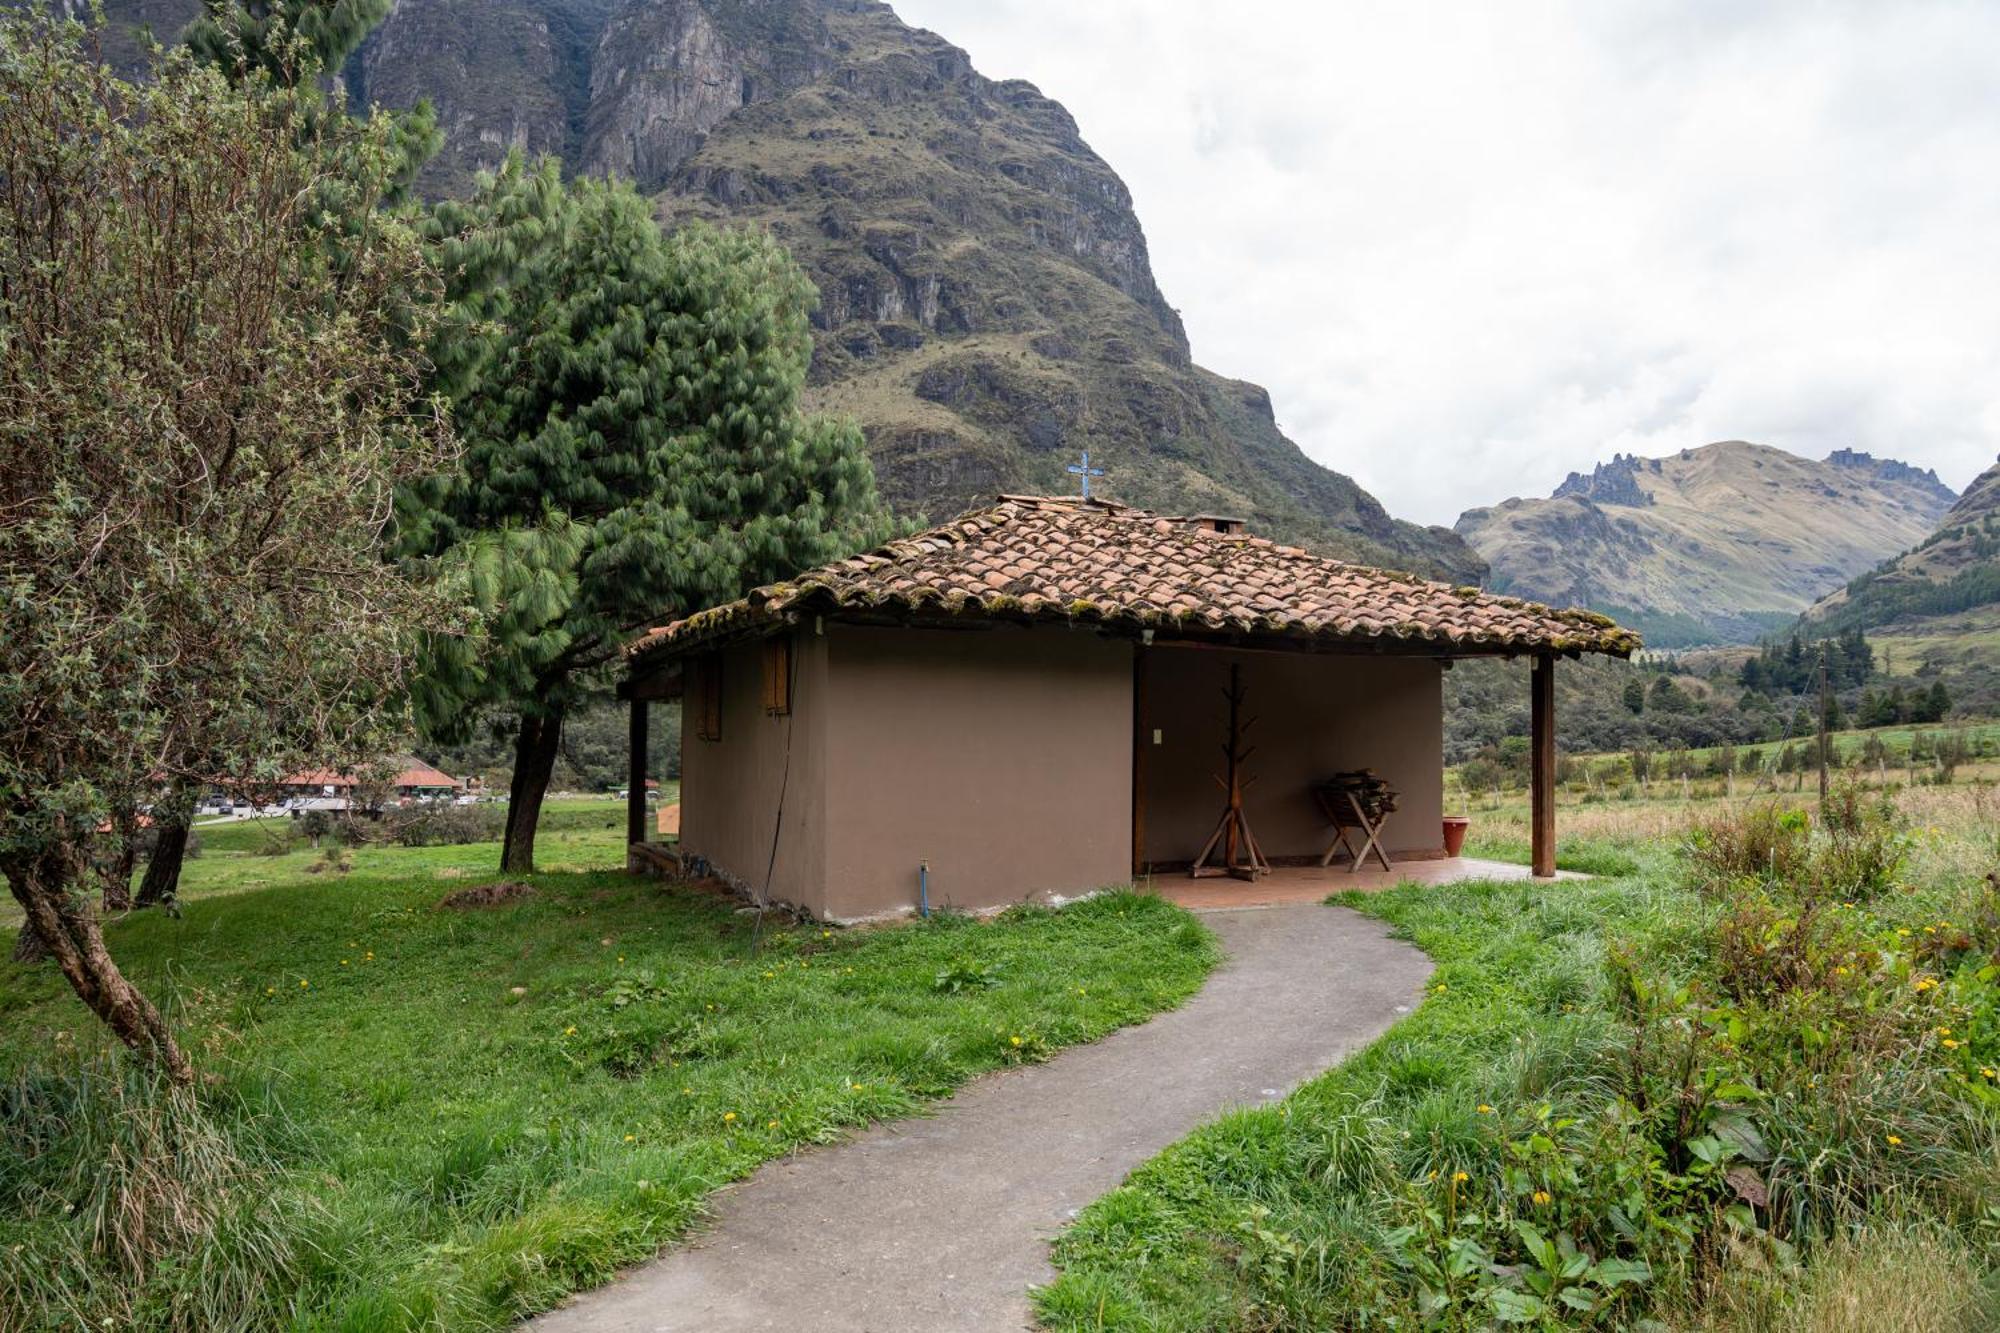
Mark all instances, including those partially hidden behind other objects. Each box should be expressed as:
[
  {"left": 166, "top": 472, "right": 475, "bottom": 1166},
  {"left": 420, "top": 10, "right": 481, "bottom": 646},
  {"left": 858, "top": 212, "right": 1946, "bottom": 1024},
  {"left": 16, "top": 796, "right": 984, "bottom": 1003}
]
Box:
[{"left": 620, "top": 495, "right": 1638, "bottom": 921}]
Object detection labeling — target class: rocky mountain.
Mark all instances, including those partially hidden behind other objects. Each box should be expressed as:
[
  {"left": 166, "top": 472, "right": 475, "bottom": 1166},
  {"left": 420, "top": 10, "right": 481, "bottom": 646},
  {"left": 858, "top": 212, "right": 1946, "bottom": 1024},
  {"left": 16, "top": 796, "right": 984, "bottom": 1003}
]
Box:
[
  {"left": 1455, "top": 442, "right": 1958, "bottom": 647},
  {"left": 1805, "top": 452, "right": 2000, "bottom": 635},
  {"left": 58, "top": 0, "right": 1482, "bottom": 581}
]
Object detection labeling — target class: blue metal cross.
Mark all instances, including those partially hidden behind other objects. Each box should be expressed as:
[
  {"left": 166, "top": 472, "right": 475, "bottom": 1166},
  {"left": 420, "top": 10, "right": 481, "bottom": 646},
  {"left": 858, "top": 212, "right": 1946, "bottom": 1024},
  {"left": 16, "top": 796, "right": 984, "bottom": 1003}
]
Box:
[{"left": 1066, "top": 449, "right": 1105, "bottom": 499}]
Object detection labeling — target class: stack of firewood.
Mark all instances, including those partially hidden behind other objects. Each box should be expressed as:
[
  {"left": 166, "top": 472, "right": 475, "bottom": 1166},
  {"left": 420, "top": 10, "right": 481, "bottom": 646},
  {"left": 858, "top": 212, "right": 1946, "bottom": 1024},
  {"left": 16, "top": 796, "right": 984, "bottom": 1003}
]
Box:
[{"left": 1317, "top": 770, "right": 1399, "bottom": 824}]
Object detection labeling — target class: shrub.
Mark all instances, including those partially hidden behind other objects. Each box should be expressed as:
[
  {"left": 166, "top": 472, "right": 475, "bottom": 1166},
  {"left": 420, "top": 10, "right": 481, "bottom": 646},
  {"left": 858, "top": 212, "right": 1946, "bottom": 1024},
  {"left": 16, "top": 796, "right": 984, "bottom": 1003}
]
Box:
[{"left": 1685, "top": 802, "right": 1811, "bottom": 892}]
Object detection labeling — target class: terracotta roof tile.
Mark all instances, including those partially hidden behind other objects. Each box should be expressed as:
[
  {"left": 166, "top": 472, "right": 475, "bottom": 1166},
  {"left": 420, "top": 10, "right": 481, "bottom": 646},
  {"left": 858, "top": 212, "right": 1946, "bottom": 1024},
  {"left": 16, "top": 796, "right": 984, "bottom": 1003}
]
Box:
[{"left": 627, "top": 496, "right": 1640, "bottom": 660}]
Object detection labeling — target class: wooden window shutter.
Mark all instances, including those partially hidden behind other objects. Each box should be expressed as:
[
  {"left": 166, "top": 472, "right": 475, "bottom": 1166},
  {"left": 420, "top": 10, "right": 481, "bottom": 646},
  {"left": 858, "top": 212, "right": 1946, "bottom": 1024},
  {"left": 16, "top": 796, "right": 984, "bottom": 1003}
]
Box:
[
  {"left": 761, "top": 636, "right": 792, "bottom": 716},
  {"left": 695, "top": 653, "right": 722, "bottom": 742}
]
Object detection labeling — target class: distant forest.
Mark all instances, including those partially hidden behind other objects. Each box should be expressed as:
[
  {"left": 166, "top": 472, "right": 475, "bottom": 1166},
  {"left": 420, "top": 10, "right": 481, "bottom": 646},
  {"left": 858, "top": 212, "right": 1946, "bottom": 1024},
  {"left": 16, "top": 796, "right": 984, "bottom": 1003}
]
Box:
[{"left": 1446, "top": 626, "right": 1959, "bottom": 767}]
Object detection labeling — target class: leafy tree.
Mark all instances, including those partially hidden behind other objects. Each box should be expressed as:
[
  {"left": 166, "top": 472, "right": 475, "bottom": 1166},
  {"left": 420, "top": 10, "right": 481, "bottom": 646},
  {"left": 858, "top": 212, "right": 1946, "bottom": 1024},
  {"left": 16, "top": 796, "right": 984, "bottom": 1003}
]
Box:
[
  {"left": 404, "top": 156, "right": 890, "bottom": 873},
  {"left": 124, "top": 0, "right": 427, "bottom": 912},
  {"left": 0, "top": 16, "right": 456, "bottom": 1079},
  {"left": 1622, "top": 678, "right": 1646, "bottom": 714}
]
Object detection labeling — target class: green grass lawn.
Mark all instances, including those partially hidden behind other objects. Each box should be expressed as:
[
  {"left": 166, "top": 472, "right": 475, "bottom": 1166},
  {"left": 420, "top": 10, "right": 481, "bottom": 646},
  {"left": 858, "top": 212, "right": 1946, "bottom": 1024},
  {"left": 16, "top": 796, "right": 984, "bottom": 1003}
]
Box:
[
  {"left": 0, "top": 815, "right": 1217, "bottom": 1331},
  {"left": 1039, "top": 806, "right": 2000, "bottom": 1331}
]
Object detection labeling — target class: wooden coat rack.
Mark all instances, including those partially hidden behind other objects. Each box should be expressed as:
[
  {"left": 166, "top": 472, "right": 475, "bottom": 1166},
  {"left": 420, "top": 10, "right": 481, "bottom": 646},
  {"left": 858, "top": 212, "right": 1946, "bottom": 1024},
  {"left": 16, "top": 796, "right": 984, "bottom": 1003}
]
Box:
[{"left": 1189, "top": 664, "right": 1270, "bottom": 880}]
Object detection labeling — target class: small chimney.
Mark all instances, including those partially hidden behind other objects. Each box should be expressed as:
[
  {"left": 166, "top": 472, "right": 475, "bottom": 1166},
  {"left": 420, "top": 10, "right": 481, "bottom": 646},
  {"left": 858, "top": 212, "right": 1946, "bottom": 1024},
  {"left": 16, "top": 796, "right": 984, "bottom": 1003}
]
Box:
[{"left": 1186, "top": 513, "right": 1247, "bottom": 536}]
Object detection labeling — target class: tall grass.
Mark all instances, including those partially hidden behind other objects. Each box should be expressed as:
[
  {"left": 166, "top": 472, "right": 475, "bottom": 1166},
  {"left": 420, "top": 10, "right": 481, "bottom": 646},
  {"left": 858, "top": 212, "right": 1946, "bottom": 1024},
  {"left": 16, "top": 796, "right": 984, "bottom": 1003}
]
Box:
[
  {"left": 0, "top": 1057, "right": 309, "bottom": 1332},
  {"left": 1040, "top": 796, "right": 2000, "bottom": 1330}
]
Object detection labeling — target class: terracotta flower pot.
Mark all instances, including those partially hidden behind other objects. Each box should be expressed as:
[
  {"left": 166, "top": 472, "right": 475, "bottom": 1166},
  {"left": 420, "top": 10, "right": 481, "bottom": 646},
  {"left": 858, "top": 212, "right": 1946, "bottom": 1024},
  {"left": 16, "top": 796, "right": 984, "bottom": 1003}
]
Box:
[{"left": 1441, "top": 816, "right": 1470, "bottom": 858}]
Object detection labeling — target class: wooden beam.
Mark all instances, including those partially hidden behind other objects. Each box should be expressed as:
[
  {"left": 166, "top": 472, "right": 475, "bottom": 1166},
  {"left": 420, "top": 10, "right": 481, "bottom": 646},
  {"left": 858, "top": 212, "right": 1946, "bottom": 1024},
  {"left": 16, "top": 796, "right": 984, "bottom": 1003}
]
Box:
[
  {"left": 1531, "top": 653, "right": 1556, "bottom": 878},
  {"left": 626, "top": 696, "right": 648, "bottom": 856}
]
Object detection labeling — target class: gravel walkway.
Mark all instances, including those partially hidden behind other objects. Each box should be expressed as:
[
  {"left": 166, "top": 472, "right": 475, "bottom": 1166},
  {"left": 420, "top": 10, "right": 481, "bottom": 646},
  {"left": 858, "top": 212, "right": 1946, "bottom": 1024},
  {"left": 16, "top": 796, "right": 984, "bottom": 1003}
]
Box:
[{"left": 530, "top": 902, "right": 1432, "bottom": 1332}]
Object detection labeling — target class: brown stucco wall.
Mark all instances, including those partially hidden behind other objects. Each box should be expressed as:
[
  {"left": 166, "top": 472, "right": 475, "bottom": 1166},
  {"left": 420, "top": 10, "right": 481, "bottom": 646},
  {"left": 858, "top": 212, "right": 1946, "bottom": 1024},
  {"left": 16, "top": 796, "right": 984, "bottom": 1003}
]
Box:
[
  {"left": 818, "top": 625, "right": 1133, "bottom": 920},
  {"left": 1137, "top": 648, "right": 1444, "bottom": 868},
  {"left": 676, "top": 629, "right": 829, "bottom": 907}
]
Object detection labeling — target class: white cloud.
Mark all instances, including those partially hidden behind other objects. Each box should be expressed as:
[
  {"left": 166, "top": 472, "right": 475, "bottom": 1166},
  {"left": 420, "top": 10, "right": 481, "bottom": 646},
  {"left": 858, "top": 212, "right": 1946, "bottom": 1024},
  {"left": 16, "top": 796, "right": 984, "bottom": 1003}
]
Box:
[{"left": 889, "top": 0, "right": 2000, "bottom": 524}]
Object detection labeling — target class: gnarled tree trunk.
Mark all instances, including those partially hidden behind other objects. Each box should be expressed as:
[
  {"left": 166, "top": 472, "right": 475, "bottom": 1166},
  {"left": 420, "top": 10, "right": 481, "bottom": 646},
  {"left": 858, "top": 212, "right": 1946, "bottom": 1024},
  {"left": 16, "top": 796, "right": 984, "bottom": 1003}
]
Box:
[
  {"left": 4, "top": 842, "right": 192, "bottom": 1083},
  {"left": 501, "top": 705, "right": 564, "bottom": 875},
  {"left": 136, "top": 816, "right": 189, "bottom": 910},
  {"left": 11, "top": 919, "right": 49, "bottom": 963},
  {"left": 101, "top": 806, "right": 137, "bottom": 912}
]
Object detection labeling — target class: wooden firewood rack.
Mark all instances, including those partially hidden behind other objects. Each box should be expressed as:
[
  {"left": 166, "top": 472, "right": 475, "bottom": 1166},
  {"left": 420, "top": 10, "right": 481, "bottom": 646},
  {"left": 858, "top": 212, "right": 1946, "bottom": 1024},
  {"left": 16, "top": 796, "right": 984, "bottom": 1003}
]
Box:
[{"left": 1313, "top": 784, "right": 1395, "bottom": 873}]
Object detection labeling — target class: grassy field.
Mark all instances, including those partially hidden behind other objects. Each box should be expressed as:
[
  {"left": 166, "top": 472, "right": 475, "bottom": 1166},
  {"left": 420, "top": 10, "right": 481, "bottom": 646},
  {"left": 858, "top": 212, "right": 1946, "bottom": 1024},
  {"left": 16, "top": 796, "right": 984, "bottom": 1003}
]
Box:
[
  {"left": 1041, "top": 777, "right": 2000, "bottom": 1331},
  {"left": 0, "top": 797, "right": 647, "bottom": 929},
  {"left": 0, "top": 808, "right": 1218, "bottom": 1331}
]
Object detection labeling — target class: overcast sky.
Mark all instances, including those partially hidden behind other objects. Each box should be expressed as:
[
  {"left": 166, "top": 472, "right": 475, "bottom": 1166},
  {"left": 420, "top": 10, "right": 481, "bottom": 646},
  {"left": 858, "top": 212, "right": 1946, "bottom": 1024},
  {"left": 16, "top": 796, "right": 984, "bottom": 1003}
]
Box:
[{"left": 891, "top": 0, "right": 2000, "bottom": 526}]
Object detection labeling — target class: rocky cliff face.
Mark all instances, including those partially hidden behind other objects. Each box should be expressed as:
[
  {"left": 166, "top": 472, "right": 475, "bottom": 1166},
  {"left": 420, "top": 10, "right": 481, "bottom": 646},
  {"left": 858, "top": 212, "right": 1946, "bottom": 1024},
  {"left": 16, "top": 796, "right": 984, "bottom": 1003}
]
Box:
[
  {"left": 59, "top": 0, "right": 1483, "bottom": 579},
  {"left": 1457, "top": 441, "right": 1958, "bottom": 646}
]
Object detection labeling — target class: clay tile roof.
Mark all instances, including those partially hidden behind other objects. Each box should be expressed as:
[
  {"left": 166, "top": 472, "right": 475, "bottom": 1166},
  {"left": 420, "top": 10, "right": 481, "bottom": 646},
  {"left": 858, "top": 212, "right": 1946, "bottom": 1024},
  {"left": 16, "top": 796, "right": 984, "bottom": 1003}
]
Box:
[{"left": 626, "top": 496, "right": 1640, "bottom": 661}]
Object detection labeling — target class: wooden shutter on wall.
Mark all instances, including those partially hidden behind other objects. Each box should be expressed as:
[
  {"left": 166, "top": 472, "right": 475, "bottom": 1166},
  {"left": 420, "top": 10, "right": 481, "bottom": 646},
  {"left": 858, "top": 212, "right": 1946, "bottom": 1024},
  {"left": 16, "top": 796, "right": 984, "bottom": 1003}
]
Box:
[
  {"left": 761, "top": 635, "right": 792, "bottom": 716},
  {"left": 695, "top": 653, "right": 723, "bottom": 742}
]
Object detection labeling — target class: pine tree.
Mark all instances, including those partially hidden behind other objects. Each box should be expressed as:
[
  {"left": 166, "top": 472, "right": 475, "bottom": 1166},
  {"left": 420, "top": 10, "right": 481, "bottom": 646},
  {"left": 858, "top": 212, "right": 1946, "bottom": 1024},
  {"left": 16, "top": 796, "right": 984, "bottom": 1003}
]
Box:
[
  {"left": 186, "top": 0, "right": 389, "bottom": 88},
  {"left": 405, "top": 156, "right": 891, "bottom": 873},
  {"left": 1622, "top": 677, "right": 1646, "bottom": 714}
]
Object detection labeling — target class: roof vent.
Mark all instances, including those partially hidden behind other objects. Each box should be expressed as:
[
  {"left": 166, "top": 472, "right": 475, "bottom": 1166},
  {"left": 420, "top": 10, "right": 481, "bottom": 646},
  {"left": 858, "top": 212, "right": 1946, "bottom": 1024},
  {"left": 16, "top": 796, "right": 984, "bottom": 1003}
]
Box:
[{"left": 1186, "top": 513, "right": 1247, "bottom": 536}]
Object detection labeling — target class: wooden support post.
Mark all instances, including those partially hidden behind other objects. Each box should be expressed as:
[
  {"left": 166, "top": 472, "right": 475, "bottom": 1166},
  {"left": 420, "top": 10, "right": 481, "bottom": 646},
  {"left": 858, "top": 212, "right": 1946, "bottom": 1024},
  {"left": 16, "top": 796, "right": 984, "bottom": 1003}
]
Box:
[
  {"left": 1531, "top": 653, "right": 1556, "bottom": 879},
  {"left": 626, "top": 696, "right": 648, "bottom": 856}
]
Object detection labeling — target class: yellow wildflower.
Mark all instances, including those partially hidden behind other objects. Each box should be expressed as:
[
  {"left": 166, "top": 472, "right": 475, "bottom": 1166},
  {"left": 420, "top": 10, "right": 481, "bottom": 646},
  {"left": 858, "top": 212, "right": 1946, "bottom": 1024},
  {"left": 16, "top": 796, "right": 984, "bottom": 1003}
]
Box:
[
  {"left": 1886, "top": 1134, "right": 1902, "bottom": 1146},
  {"left": 1944, "top": 1039, "right": 1961, "bottom": 1049},
  {"left": 623, "top": 1134, "right": 635, "bottom": 1143},
  {"left": 767, "top": 1120, "right": 780, "bottom": 1130},
  {"left": 1452, "top": 1171, "right": 1469, "bottom": 1183},
  {"left": 299, "top": 979, "right": 309, "bottom": 989},
  {"left": 1009, "top": 1035, "right": 1024, "bottom": 1047},
  {"left": 1476, "top": 1104, "right": 1494, "bottom": 1115},
  {"left": 564, "top": 1025, "right": 577, "bottom": 1036},
  {"left": 1531, "top": 1190, "right": 1552, "bottom": 1205},
  {"left": 723, "top": 1112, "right": 736, "bottom": 1123}
]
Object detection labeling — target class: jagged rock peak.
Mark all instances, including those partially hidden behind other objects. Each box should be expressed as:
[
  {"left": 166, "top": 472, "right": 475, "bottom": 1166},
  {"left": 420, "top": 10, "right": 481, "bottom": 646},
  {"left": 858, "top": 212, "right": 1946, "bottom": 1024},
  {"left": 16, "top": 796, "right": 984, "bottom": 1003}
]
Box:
[
  {"left": 1551, "top": 453, "right": 1653, "bottom": 507},
  {"left": 1824, "top": 447, "right": 1953, "bottom": 498}
]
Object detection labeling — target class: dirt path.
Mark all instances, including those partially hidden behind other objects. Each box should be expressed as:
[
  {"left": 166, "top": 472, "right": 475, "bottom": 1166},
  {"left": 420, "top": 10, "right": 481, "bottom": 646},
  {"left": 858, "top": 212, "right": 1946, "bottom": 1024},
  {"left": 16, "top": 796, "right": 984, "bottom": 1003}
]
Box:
[{"left": 530, "top": 903, "right": 1432, "bottom": 1332}]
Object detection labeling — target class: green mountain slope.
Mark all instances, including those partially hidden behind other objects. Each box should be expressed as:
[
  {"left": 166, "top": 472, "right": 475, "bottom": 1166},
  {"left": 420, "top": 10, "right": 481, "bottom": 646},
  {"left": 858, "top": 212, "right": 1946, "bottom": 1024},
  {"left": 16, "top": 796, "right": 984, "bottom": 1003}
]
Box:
[
  {"left": 1806, "top": 453, "right": 2000, "bottom": 636},
  {"left": 55, "top": 0, "right": 1482, "bottom": 580},
  {"left": 1455, "top": 442, "right": 1957, "bottom": 646}
]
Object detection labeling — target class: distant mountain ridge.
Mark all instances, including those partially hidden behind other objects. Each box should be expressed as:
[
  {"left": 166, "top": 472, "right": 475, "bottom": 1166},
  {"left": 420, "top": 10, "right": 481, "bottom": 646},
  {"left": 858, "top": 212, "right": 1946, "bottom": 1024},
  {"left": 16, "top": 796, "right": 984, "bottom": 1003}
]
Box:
[
  {"left": 60, "top": 0, "right": 1484, "bottom": 581},
  {"left": 1456, "top": 441, "right": 1958, "bottom": 647},
  {"left": 1806, "top": 451, "right": 2000, "bottom": 635}
]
